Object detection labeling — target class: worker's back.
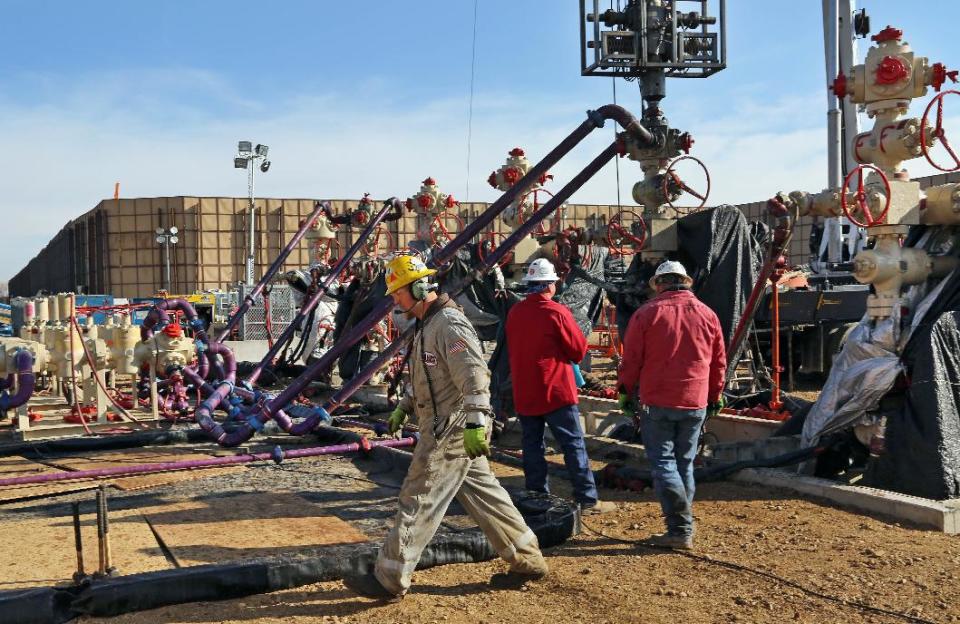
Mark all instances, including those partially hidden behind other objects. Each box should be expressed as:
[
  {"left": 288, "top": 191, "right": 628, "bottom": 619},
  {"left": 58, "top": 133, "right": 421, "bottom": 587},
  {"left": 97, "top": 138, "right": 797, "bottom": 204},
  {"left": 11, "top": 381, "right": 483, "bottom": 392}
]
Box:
[
  {"left": 621, "top": 289, "right": 725, "bottom": 410},
  {"left": 505, "top": 293, "right": 587, "bottom": 416}
]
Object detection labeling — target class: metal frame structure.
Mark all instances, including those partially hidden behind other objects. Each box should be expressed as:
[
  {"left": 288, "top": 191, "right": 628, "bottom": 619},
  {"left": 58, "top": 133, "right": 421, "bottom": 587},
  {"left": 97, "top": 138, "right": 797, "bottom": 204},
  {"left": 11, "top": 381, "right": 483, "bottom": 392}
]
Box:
[{"left": 580, "top": 0, "right": 726, "bottom": 79}]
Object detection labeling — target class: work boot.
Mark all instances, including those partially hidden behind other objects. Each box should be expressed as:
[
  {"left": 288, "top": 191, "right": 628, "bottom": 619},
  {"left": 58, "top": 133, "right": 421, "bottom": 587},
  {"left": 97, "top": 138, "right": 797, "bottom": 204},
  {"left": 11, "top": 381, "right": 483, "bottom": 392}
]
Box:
[
  {"left": 581, "top": 500, "right": 618, "bottom": 515},
  {"left": 489, "top": 567, "right": 548, "bottom": 590},
  {"left": 342, "top": 571, "right": 403, "bottom": 602},
  {"left": 643, "top": 532, "right": 693, "bottom": 550}
]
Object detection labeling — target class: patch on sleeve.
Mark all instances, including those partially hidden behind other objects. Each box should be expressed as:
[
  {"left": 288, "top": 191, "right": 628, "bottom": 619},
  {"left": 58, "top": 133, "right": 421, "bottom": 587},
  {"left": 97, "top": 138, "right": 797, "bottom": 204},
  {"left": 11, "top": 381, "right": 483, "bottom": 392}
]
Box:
[{"left": 447, "top": 339, "right": 468, "bottom": 355}]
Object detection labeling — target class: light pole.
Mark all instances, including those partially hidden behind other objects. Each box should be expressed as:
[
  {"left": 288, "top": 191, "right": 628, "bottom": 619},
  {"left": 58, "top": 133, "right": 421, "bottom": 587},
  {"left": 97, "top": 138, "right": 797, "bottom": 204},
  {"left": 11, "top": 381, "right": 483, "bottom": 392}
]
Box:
[
  {"left": 234, "top": 141, "right": 272, "bottom": 285},
  {"left": 155, "top": 227, "right": 179, "bottom": 292}
]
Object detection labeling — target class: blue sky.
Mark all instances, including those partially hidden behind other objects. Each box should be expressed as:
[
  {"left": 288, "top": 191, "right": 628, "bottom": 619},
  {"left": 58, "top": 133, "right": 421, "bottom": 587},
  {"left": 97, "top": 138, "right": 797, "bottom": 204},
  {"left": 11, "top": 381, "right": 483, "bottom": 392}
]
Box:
[{"left": 2, "top": 1, "right": 959, "bottom": 280}]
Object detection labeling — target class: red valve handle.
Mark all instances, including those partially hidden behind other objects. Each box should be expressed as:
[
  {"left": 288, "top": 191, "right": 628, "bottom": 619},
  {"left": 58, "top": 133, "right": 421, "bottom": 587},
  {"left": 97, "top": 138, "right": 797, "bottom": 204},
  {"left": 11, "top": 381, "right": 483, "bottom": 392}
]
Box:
[
  {"left": 430, "top": 211, "right": 464, "bottom": 247},
  {"left": 662, "top": 155, "right": 711, "bottom": 214},
  {"left": 921, "top": 89, "right": 960, "bottom": 172},
  {"left": 605, "top": 210, "right": 647, "bottom": 256},
  {"left": 477, "top": 232, "right": 513, "bottom": 268},
  {"left": 362, "top": 226, "right": 394, "bottom": 257},
  {"left": 840, "top": 164, "right": 892, "bottom": 228},
  {"left": 517, "top": 188, "right": 561, "bottom": 236}
]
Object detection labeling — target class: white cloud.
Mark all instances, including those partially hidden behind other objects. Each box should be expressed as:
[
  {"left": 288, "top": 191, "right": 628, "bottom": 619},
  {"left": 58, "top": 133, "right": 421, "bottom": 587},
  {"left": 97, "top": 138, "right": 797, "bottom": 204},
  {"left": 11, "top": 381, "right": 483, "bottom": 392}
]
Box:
[{"left": 3, "top": 70, "right": 956, "bottom": 280}]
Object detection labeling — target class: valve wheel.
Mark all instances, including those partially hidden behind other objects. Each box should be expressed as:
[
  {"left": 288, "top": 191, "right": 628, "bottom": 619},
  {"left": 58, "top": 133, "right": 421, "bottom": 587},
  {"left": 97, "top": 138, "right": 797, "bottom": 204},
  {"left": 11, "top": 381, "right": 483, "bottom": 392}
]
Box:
[
  {"left": 430, "top": 211, "right": 464, "bottom": 247},
  {"left": 362, "top": 225, "right": 394, "bottom": 257},
  {"left": 606, "top": 209, "right": 647, "bottom": 256},
  {"left": 921, "top": 89, "right": 960, "bottom": 172},
  {"left": 662, "top": 155, "right": 711, "bottom": 213},
  {"left": 517, "top": 188, "right": 562, "bottom": 236},
  {"left": 840, "top": 164, "right": 892, "bottom": 228},
  {"left": 477, "top": 232, "right": 513, "bottom": 268},
  {"left": 314, "top": 238, "right": 341, "bottom": 265}
]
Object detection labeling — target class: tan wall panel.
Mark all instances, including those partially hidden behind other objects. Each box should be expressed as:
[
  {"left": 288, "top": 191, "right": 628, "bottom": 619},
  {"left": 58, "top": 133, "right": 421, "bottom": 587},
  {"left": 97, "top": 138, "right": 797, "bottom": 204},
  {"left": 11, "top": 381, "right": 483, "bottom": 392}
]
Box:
[{"left": 117, "top": 199, "right": 136, "bottom": 217}]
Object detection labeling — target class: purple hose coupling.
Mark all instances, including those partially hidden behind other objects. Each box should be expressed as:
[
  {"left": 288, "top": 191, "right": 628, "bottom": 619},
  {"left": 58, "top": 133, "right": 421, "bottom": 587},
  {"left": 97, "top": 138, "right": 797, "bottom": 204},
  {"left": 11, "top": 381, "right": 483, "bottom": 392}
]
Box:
[{"left": 0, "top": 349, "right": 35, "bottom": 411}]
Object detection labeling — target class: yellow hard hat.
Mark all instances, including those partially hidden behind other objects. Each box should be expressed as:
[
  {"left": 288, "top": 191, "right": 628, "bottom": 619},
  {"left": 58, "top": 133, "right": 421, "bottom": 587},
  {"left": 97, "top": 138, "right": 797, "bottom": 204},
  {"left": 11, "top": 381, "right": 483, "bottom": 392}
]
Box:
[{"left": 384, "top": 254, "right": 437, "bottom": 295}]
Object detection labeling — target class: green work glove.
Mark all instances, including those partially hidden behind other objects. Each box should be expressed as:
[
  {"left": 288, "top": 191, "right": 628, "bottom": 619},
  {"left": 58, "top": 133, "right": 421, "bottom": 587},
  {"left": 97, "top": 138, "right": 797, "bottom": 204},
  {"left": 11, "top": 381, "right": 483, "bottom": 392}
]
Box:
[
  {"left": 463, "top": 424, "right": 491, "bottom": 459},
  {"left": 618, "top": 392, "right": 637, "bottom": 418},
  {"left": 707, "top": 396, "right": 726, "bottom": 418},
  {"left": 388, "top": 407, "right": 408, "bottom": 435}
]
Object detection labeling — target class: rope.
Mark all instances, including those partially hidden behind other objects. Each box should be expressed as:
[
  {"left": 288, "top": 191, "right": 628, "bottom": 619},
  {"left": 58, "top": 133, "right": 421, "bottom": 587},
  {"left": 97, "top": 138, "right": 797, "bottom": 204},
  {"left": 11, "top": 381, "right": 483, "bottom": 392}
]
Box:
[
  {"left": 465, "top": 0, "right": 479, "bottom": 201},
  {"left": 578, "top": 520, "right": 937, "bottom": 624}
]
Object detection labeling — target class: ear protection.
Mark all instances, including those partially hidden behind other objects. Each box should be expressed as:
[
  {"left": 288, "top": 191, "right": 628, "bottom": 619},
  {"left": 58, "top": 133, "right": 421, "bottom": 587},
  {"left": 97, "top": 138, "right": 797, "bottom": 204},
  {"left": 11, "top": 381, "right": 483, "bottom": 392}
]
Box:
[{"left": 410, "top": 278, "right": 435, "bottom": 301}]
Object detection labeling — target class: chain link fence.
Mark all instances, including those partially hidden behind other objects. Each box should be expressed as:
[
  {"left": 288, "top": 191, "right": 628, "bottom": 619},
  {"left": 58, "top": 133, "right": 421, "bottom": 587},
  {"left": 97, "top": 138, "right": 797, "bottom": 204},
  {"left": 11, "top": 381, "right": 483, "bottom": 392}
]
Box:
[{"left": 237, "top": 283, "right": 299, "bottom": 341}]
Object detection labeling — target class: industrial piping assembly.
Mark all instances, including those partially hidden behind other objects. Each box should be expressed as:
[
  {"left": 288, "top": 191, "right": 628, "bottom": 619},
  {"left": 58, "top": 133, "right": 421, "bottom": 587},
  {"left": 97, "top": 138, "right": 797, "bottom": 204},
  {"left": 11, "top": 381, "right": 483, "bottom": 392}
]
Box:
[
  {"left": 774, "top": 25, "right": 960, "bottom": 323},
  {"left": 192, "top": 105, "right": 659, "bottom": 446},
  {"left": 768, "top": 24, "right": 960, "bottom": 454}
]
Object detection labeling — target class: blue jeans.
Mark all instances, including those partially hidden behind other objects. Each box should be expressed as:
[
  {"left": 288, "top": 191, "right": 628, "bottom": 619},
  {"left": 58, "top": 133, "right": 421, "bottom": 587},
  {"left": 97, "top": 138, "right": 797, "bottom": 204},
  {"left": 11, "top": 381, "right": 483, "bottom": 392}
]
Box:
[
  {"left": 519, "top": 405, "right": 599, "bottom": 507},
  {"left": 641, "top": 405, "right": 706, "bottom": 537}
]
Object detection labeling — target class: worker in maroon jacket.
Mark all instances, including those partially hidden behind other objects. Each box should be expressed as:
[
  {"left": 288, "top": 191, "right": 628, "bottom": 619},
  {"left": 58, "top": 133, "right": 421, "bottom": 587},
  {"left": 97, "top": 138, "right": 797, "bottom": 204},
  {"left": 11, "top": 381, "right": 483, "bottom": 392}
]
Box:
[
  {"left": 506, "top": 258, "right": 616, "bottom": 515},
  {"left": 619, "top": 260, "right": 726, "bottom": 549}
]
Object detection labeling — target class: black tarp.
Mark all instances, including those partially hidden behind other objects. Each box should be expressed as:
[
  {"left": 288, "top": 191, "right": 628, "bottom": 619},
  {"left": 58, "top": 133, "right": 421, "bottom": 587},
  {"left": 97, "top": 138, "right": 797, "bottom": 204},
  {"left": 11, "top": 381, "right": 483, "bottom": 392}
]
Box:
[
  {"left": 864, "top": 309, "right": 960, "bottom": 499},
  {"left": 332, "top": 274, "right": 387, "bottom": 381},
  {"left": 558, "top": 245, "right": 609, "bottom": 338}
]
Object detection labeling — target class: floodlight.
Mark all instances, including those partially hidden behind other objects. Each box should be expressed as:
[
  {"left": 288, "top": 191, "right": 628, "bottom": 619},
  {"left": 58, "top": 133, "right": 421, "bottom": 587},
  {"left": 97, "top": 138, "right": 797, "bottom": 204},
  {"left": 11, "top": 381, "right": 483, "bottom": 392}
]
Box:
[
  {"left": 155, "top": 227, "right": 165, "bottom": 235},
  {"left": 255, "top": 144, "right": 269, "bottom": 157},
  {"left": 238, "top": 140, "right": 252, "bottom": 154},
  {"left": 156, "top": 235, "right": 166, "bottom": 244},
  {"left": 234, "top": 157, "right": 248, "bottom": 169},
  {"left": 169, "top": 226, "right": 179, "bottom": 235},
  {"left": 169, "top": 235, "right": 179, "bottom": 245},
  {"left": 260, "top": 160, "right": 271, "bottom": 173}
]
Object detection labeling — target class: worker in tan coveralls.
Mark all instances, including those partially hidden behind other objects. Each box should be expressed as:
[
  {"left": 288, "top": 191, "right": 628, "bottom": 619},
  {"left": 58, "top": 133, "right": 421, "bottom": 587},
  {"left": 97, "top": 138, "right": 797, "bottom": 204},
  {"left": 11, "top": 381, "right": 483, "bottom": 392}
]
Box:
[{"left": 344, "top": 254, "right": 548, "bottom": 600}]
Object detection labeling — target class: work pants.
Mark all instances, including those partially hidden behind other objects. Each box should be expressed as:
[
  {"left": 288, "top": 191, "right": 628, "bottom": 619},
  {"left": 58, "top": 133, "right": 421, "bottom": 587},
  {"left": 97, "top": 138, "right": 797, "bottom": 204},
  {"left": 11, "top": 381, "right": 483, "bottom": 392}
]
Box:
[
  {"left": 641, "top": 405, "right": 706, "bottom": 537},
  {"left": 374, "top": 424, "right": 547, "bottom": 595},
  {"left": 519, "top": 404, "right": 599, "bottom": 507}
]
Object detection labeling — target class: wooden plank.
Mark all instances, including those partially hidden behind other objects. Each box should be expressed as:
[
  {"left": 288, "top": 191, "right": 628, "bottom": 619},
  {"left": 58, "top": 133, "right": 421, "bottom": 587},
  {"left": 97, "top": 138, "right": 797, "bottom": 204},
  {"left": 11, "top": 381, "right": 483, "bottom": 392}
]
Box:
[{"left": 0, "top": 456, "right": 100, "bottom": 503}]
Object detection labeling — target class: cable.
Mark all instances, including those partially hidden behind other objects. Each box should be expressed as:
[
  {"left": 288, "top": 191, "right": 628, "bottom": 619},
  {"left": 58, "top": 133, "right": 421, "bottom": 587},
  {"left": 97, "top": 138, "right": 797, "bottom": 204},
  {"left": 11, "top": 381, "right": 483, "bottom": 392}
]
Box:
[
  {"left": 612, "top": 77, "right": 622, "bottom": 210},
  {"left": 578, "top": 520, "right": 937, "bottom": 624},
  {"left": 464, "top": 0, "right": 479, "bottom": 201}
]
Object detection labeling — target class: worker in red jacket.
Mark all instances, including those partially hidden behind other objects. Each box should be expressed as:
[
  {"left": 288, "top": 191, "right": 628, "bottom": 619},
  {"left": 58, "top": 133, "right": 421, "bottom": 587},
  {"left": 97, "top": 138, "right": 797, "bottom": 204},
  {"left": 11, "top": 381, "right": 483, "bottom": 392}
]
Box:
[
  {"left": 506, "top": 258, "right": 616, "bottom": 515},
  {"left": 618, "top": 260, "right": 726, "bottom": 550}
]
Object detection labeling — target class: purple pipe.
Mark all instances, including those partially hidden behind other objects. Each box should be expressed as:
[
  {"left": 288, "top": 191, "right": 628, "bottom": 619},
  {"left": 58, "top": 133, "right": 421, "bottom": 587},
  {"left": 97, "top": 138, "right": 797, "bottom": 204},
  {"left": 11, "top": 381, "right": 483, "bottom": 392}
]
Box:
[
  {"left": 203, "top": 105, "right": 649, "bottom": 445},
  {"left": 258, "top": 141, "right": 622, "bottom": 438},
  {"left": 0, "top": 350, "right": 36, "bottom": 411},
  {"left": 216, "top": 201, "right": 328, "bottom": 342},
  {"left": 246, "top": 198, "right": 402, "bottom": 386},
  {"left": 140, "top": 298, "right": 207, "bottom": 342},
  {"left": 205, "top": 341, "right": 237, "bottom": 382},
  {"left": 0, "top": 437, "right": 416, "bottom": 488}
]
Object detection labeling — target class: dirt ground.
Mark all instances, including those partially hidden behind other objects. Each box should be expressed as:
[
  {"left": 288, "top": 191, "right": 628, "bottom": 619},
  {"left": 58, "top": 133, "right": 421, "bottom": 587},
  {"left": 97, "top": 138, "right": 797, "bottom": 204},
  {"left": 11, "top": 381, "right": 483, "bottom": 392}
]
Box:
[{"left": 84, "top": 478, "right": 960, "bottom": 624}]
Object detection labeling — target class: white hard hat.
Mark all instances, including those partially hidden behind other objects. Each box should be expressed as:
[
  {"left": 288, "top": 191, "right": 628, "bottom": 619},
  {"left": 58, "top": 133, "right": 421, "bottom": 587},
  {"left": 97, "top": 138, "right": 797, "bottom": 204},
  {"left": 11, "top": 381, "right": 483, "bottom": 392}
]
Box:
[
  {"left": 649, "top": 260, "right": 692, "bottom": 288},
  {"left": 522, "top": 258, "right": 560, "bottom": 283}
]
